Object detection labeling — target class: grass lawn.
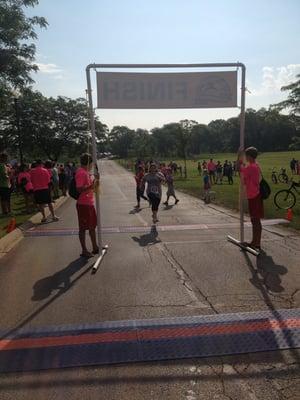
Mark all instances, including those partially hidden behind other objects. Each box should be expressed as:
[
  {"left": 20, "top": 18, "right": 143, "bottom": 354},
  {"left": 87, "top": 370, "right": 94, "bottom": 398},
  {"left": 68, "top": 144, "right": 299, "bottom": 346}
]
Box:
[
  {"left": 0, "top": 193, "right": 37, "bottom": 239},
  {"left": 119, "top": 151, "right": 300, "bottom": 230}
]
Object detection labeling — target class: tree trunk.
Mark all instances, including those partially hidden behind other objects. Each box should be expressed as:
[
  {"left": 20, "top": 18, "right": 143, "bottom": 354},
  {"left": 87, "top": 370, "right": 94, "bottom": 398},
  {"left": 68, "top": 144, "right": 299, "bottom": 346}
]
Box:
[{"left": 184, "top": 150, "right": 187, "bottom": 179}]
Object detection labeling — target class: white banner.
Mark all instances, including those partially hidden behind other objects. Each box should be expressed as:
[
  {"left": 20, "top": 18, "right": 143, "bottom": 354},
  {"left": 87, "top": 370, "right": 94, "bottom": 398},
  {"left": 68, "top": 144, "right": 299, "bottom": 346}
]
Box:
[{"left": 97, "top": 71, "right": 237, "bottom": 109}]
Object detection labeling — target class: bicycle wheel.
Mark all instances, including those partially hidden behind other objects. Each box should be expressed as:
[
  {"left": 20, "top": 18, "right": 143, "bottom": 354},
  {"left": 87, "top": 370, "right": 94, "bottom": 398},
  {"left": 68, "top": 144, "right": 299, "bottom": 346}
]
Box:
[
  {"left": 278, "top": 174, "right": 288, "bottom": 184},
  {"left": 274, "top": 190, "right": 296, "bottom": 209}
]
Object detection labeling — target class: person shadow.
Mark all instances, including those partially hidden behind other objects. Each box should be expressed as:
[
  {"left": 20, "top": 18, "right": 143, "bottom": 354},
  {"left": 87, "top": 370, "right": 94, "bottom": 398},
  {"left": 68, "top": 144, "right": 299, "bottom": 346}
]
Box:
[
  {"left": 132, "top": 225, "right": 161, "bottom": 247},
  {"left": 162, "top": 204, "right": 174, "bottom": 211},
  {"left": 129, "top": 208, "right": 141, "bottom": 214},
  {"left": 249, "top": 250, "right": 288, "bottom": 293},
  {"left": 32, "top": 258, "right": 90, "bottom": 301}
]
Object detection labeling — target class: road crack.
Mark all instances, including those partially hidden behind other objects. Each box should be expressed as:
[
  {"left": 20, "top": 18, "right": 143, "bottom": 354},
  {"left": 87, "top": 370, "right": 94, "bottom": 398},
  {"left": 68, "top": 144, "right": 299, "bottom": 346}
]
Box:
[{"left": 158, "top": 243, "right": 218, "bottom": 313}]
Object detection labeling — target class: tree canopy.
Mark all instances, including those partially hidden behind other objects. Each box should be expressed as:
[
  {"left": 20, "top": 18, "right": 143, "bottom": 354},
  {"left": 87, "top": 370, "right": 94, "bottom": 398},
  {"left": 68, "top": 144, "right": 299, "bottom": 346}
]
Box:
[
  {"left": 272, "top": 74, "right": 300, "bottom": 117},
  {"left": 0, "top": 90, "right": 108, "bottom": 161},
  {"left": 0, "top": 0, "right": 47, "bottom": 106},
  {"left": 104, "top": 108, "right": 299, "bottom": 159}
]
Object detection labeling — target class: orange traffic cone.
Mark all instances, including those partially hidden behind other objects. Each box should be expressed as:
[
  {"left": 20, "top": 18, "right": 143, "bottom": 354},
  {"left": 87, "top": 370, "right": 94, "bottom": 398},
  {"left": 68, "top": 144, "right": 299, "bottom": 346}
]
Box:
[
  {"left": 286, "top": 208, "right": 293, "bottom": 221},
  {"left": 6, "top": 217, "right": 16, "bottom": 233}
]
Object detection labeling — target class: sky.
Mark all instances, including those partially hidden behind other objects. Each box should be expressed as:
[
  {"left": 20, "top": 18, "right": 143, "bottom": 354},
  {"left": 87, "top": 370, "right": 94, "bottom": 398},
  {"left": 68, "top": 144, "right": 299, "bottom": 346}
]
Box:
[{"left": 28, "top": 0, "right": 300, "bottom": 130}]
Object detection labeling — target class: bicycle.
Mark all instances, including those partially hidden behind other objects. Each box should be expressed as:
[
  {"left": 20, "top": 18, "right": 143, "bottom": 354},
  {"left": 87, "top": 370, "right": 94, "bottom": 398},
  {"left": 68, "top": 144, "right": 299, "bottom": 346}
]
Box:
[
  {"left": 274, "top": 180, "right": 300, "bottom": 209},
  {"left": 278, "top": 168, "right": 289, "bottom": 184}
]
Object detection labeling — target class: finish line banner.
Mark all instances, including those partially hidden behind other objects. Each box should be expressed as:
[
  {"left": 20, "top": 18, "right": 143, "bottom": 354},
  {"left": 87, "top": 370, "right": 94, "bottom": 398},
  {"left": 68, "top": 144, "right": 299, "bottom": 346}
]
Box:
[{"left": 96, "top": 71, "right": 237, "bottom": 109}]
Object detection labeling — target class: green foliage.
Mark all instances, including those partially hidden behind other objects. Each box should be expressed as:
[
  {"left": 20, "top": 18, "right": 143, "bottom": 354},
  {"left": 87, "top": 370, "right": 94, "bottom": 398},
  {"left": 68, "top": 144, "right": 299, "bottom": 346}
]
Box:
[
  {"left": 108, "top": 108, "right": 298, "bottom": 159},
  {"left": 108, "top": 126, "right": 135, "bottom": 158},
  {"left": 272, "top": 74, "right": 300, "bottom": 117},
  {"left": 0, "top": 0, "right": 48, "bottom": 106},
  {"left": 289, "top": 136, "right": 300, "bottom": 150},
  {"left": 0, "top": 89, "right": 109, "bottom": 161}
]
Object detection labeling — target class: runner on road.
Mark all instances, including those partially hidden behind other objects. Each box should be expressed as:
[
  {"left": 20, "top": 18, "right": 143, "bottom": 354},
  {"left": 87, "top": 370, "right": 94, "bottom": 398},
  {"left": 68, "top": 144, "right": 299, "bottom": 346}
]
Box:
[
  {"left": 143, "top": 163, "right": 164, "bottom": 224},
  {"left": 163, "top": 168, "right": 179, "bottom": 206},
  {"left": 134, "top": 165, "right": 148, "bottom": 210},
  {"left": 75, "top": 153, "right": 99, "bottom": 258}
]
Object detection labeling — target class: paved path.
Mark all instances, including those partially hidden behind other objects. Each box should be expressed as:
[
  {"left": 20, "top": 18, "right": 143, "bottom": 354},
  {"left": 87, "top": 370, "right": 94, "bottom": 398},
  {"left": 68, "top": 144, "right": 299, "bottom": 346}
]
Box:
[{"left": 0, "top": 160, "right": 299, "bottom": 399}]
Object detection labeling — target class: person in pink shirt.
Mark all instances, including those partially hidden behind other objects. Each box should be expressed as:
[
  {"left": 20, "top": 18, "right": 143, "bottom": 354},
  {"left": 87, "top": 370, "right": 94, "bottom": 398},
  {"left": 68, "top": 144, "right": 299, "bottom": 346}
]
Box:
[
  {"left": 18, "top": 164, "right": 34, "bottom": 213},
  {"left": 75, "top": 153, "right": 99, "bottom": 258},
  {"left": 239, "top": 147, "right": 264, "bottom": 251},
  {"left": 30, "top": 160, "right": 59, "bottom": 223},
  {"left": 207, "top": 158, "right": 216, "bottom": 185}
]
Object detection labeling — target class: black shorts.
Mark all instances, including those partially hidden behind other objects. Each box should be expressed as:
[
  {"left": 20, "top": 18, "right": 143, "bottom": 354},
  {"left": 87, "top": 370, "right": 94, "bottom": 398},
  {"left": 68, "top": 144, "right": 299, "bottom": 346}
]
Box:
[
  {"left": 21, "top": 187, "right": 34, "bottom": 195},
  {"left": 148, "top": 193, "right": 161, "bottom": 212},
  {"left": 0, "top": 187, "right": 11, "bottom": 201},
  {"left": 34, "top": 189, "right": 52, "bottom": 205}
]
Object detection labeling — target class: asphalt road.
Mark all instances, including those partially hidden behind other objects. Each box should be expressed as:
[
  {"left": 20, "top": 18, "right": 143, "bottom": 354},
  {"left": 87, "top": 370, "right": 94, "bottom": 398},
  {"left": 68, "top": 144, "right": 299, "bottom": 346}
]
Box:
[{"left": 0, "top": 160, "right": 299, "bottom": 400}]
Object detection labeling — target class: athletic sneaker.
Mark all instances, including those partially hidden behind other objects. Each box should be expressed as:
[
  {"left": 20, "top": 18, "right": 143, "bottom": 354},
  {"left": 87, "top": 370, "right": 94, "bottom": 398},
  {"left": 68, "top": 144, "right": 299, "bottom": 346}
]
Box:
[
  {"left": 52, "top": 215, "right": 60, "bottom": 221},
  {"left": 41, "top": 218, "right": 47, "bottom": 224}
]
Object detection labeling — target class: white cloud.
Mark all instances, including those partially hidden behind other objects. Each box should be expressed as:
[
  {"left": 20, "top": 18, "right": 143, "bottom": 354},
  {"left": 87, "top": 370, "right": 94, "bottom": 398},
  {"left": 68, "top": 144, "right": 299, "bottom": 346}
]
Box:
[
  {"left": 251, "top": 64, "right": 300, "bottom": 96},
  {"left": 36, "top": 63, "right": 63, "bottom": 75}
]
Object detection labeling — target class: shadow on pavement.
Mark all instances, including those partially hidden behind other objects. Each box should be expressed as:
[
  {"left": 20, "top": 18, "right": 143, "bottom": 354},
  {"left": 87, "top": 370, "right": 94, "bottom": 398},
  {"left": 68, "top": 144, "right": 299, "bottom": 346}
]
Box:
[
  {"left": 129, "top": 206, "right": 149, "bottom": 215},
  {"left": 251, "top": 250, "right": 287, "bottom": 293},
  {"left": 0, "top": 353, "right": 299, "bottom": 389},
  {"left": 32, "top": 258, "right": 90, "bottom": 301},
  {"left": 0, "top": 258, "right": 93, "bottom": 341},
  {"left": 162, "top": 205, "right": 174, "bottom": 211},
  {"left": 132, "top": 225, "right": 161, "bottom": 247},
  {"left": 243, "top": 251, "right": 299, "bottom": 364}
]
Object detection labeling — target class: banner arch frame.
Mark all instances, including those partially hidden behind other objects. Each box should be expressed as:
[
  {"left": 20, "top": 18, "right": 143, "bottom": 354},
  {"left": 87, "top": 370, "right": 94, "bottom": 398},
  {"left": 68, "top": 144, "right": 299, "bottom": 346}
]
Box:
[{"left": 85, "top": 62, "right": 247, "bottom": 269}]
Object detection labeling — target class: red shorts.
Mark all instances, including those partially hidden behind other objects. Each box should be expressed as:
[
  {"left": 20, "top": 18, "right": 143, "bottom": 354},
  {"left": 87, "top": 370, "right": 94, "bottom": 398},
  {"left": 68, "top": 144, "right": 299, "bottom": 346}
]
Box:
[
  {"left": 248, "top": 195, "right": 264, "bottom": 220},
  {"left": 76, "top": 204, "right": 97, "bottom": 230}
]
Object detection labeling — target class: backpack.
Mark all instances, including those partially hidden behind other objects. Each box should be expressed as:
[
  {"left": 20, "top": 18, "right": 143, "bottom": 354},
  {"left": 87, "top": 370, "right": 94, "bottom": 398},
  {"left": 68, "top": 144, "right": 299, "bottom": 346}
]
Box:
[
  {"left": 260, "top": 177, "right": 271, "bottom": 200},
  {"left": 68, "top": 176, "right": 80, "bottom": 200}
]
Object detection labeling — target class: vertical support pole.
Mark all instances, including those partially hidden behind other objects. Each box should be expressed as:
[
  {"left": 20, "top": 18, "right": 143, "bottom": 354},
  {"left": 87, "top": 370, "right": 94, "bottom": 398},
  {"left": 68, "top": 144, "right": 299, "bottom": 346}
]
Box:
[
  {"left": 86, "top": 66, "right": 103, "bottom": 250},
  {"left": 239, "top": 64, "right": 246, "bottom": 243}
]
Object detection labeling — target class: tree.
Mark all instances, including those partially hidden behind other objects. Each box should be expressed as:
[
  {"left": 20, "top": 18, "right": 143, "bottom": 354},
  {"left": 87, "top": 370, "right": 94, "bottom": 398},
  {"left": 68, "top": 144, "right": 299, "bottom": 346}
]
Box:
[
  {"left": 151, "top": 123, "right": 179, "bottom": 158},
  {"left": 178, "top": 120, "right": 198, "bottom": 178},
  {"left": 0, "top": 0, "right": 47, "bottom": 106},
  {"left": 271, "top": 74, "right": 300, "bottom": 117},
  {"left": 289, "top": 136, "right": 300, "bottom": 150},
  {"left": 131, "top": 129, "right": 153, "bottom": 159},
  {"left": 108, "top": 126, "right": 135, "bottom": 158},
  {"left": 0, "top": 89, "right": 109, "bottom": 161}
]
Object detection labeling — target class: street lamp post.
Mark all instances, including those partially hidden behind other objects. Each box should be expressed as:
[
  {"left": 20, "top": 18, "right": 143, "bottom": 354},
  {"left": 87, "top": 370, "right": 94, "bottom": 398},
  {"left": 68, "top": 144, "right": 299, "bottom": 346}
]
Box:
[{"left": 13, "top": 98, "right": 23, "bottom": 164}]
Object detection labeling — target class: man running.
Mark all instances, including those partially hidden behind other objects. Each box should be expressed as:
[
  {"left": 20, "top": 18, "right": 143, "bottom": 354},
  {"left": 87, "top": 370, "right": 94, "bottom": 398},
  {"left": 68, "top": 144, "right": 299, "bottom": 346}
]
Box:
[{"left": 143, "top": 163, "right": 164, "bottom": 224}]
